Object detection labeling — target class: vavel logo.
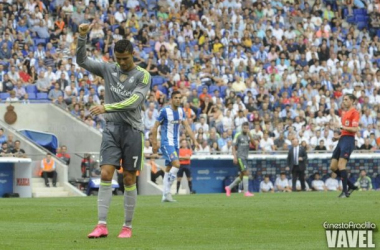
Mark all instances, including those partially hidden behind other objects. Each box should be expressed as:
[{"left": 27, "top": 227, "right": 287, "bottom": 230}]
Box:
[{"left": 324, "top": 221, "right": 376, "bottom": 248}]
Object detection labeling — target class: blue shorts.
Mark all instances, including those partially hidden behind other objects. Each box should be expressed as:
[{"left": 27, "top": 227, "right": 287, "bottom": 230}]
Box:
[
  {"left": 161, "top": 145, "right": 179, "bottom": 166},
  {"left": 331, "top": 136, "right": 355, "bottom": 160}
]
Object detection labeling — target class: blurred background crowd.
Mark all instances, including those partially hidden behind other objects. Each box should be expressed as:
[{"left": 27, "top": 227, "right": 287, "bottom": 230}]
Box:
[{"left": 1, "top": 0, "right": 380, "bottom": 155}]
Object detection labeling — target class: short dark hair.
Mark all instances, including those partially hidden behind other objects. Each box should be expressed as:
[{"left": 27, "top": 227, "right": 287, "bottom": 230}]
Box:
[
  {"left": 171, "top": 91, "right": 181, "bottom": 98},
  {"left": 242, "top": 122, "right": 249, "bottom": 127},
  {"left": 114, "top": 40, "right": 133, "bottom": 54},
  {"left": 344, "top": 93, "right": 357, "bottom": 102}
]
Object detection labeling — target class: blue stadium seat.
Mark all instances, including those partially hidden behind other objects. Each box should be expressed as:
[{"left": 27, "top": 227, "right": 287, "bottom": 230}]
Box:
[
  {"left": 152, "top": 76, "right": 165, "bottom": 86},
  {"left": 190, "top": 83, "right": 197, "bottom": 90},
  {"left": 343, "top": 8, "right": 349, "bottom": 18},
  {"left": 197, "top": 85, "right": 207, "bottom": 94},
  {"left": 34, "top": 38, "right": 47, "bottom": 46},
  {"left": 356, "top": 22, "right": 368, "bottom": 30},
  {"left": 209, "top": 85, "right": 219, "bottom": 94},
  {"left": 220, "top": 85, "right": 227, "bottom": 98},
  {"left": 28, "top": 93, "right": 36, "bottom": 100},
  {"left": 0, "top": 93, "right": 10, "bottom": 100},
  {"left": 143, "top": 47, "right": 152, "bottom": 54},
  {"left": 37, "top": 93, "right": 48, "bottom": 100},
  {"left": 355, "top": 15, "right": 366, "bottom": 22},
  {"left": 346, "top": 16, "right": 355, "bottom": 24},
  {"left": 157, "top": 85, "right": 167, "bottom": 96},
  {"left": 111, "top": 25, "right": 119, "bottom": 32},
  {"left": 26, "top": 85, "right": 38, "bottom": 94}
]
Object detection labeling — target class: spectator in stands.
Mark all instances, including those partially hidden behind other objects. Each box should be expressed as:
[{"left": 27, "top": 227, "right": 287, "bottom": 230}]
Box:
[
  {"left": 84, "top": 88, "right": 101, "bottom": 105},
  {"left": 70, "top": 103, "right": 81, "bottom": 118},
  {"left": 312, "top": 173, "right": 327, "bottom": 191},
  {"left": 41, "top": 153, "right": 57, "bottom": 187},
  {"left": 360, "top": 138, "right": 373, "bottom": 150},
  {"left": 36, "top": 71, "right": 51, "bottom": 93},
  {"left": 0, "top": 141, "right": 11, "bottom": 156},
  {"left": 13, "top": 81, "right": 26, "bottom": 100},
  {"left": 260, "top": 132, "right": 275, "bottom": 152},
  {"left": 48, "top": 82, "right": 63, "bottom": 102},
  {"left": 11, "top": 139, "right": 26, "bottom": 158},
  {"left": 275, "top": 172, "right": 291, "bottom": 192},
  {"left": 55, "top": 95, "right": 68, "bottom": 110},
  {"left": 5, "top": 134, "right": 14, "bottom": 151},
  {"left": 0, "top": 128, "right": 7, "bottom": 144},
  {"left": 315, "top": 140, "right": 327, "bottom": 151},
  {"left": 260, "top": 175, "right": 274, "bottom": 193},
  {"left": 2, "top": 74, "right": 15, "bottom": 93},
  {"left": 57, "top": 145, "right": 70, "bottom": 165},
  {"left": 5, "top": 90, "right": 19, "bottom": 103},
  {"left": 325, "top": 172, "right": 342, "bottom": 191},
  {"left": 355, "top": 170, "right": 373, "bottom": 191}
]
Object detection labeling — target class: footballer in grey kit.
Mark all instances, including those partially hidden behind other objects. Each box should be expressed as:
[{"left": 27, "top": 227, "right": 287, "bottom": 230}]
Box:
[
  {"left": 77, "top": 23, "right": 151, "bottom": 239},
  {"left": 225, "top": 122, "right": 255, "bottom": 197}
]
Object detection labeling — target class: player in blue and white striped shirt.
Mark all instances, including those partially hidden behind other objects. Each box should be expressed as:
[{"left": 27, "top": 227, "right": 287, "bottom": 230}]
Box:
[{"left": 152, "top": 91, "right": 198, "bottom": 202}]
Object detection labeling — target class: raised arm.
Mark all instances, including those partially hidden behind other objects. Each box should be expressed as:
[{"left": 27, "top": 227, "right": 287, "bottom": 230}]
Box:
[
  {"left": 76, "top": 23, "right": 104, "bottom": 77},
  {"left": 151, "top": 121, "right": 160, "bottom": 154}
]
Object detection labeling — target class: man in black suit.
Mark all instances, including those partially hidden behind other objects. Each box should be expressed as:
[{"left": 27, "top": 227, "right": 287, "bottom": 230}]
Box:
[{"left": 287, "top": 138, "right": 308, "bottom": 191}]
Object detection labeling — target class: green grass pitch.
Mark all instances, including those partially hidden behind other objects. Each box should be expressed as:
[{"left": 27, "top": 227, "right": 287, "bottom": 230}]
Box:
[{"left": 0, "top": 192, "right": 379, "bottom": 250}]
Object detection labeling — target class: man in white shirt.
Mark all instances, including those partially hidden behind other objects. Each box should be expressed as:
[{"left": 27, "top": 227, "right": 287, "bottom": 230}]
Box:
[
  {"left": 275, "top": 172, "right": 291, "bottom": 192},
  {"left": 115, "top": 6, "right": 127, "bottom": 24},
  {"left": 195, "top": 116, "right": 209, "bottom": 133},
  {"left": 260, "top": 132, "right": 274, "bottom": 152},
  {"left": 311, "top": 173, "right": 327, "bottom": 191},
  {"left": 234, "top": 110, "right": 248, "bottom": 132},
  {"left": 250, "top": 124, "right": 263, "bottom": 141},
  {"left": 271, "top": 23, "right": 284, "bottom": 41},
  {"left": 260, "top": 175, "right": 274, "bottom": 193},
  {"left": 325, "top": 172, "right": 342, "bottom": 191}
]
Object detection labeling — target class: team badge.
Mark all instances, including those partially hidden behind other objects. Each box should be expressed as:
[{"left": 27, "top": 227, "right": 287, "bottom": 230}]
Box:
[
  {"left": 119, "top": 74, "right": 128, "bottom": 82},
  {"left": 345, "top": 121, "right": 349, "bottom": 126}
]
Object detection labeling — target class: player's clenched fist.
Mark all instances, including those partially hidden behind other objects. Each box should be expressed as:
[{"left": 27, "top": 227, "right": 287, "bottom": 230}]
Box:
[{"left": 79, "top": 23, "right": 92, "bottom": 36}]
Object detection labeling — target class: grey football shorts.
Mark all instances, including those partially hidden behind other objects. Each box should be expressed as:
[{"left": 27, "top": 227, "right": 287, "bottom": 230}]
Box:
[{"left": 100, "top": 122, "right": 144, "bottom": 171}]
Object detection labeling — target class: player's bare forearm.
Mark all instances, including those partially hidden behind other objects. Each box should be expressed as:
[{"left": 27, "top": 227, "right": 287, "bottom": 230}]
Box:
[{"left": 151, "top": 122, "right": 160, "bottom": 153}]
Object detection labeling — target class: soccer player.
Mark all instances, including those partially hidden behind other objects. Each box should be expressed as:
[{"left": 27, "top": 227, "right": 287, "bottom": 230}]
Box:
[
  {"left": 330, "top": 94, "right": 360, "bottom": 198},
  {"left": 151, "top": 91, "right": 198, "bottom": 202},
  {"left": 77, "top": 24, "right": 151, "bottom": 238},
  {"left": 225, "top": 122, "right": 255, "bottom": 197}
]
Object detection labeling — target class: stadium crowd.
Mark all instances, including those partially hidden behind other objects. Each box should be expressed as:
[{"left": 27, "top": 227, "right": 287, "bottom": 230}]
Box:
[{"left": 1, "top": 0, "right": 380, "bottom": 156}]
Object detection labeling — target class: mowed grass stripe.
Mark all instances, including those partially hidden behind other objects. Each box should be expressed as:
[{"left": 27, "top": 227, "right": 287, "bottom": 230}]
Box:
[{"left": 0, "top": 192, "right": 379, "bottom": 250}]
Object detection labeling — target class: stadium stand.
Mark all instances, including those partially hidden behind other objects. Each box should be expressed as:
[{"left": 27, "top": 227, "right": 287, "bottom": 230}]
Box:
[{"left": 1, "top": 0, "right": 380, "bottom": 191}]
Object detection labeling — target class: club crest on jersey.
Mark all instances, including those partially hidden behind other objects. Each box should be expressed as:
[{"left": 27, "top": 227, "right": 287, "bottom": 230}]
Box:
[
  {"left": 129, "top": 76, "right": 135, "bottom": 83},
  {"left": 119, "top": 74, "right": 128, "bottom": 82},
  {"left": 345, "top": 121, "right": 349, "bottom": 126}
]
